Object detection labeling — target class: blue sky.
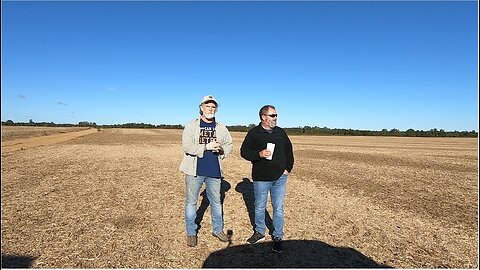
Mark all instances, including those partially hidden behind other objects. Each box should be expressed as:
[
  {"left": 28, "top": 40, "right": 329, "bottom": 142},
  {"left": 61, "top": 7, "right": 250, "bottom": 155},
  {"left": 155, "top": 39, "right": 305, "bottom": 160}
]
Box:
[{"left": 2, "top": 1, "right": 478, "bottom": 131}]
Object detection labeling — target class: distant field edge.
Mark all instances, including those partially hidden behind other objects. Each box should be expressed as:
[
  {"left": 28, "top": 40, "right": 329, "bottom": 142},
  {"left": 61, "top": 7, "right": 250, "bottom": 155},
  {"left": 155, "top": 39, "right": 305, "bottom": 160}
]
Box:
[{"left": 1, "top": 128, "right": 98, "bottom": 152}]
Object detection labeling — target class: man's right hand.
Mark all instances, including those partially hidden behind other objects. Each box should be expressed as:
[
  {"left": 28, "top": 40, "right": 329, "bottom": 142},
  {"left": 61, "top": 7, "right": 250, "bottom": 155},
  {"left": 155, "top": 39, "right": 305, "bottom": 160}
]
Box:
[{"left": 259, "top": 149, "right": 272, "bottom": 158}]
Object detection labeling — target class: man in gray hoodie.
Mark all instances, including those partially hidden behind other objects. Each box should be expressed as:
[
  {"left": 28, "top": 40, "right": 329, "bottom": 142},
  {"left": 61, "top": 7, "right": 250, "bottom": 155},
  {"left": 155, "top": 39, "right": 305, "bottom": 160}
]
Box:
[{"left": 179, "top": 95, "right": 233, "bottom": 247}]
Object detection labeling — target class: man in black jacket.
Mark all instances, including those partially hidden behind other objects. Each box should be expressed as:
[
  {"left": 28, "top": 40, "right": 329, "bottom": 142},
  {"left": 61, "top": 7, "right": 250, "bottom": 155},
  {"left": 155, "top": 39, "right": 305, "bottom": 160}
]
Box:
[{"left": 240, "top": 105, "right": 294, "bottom": 253}]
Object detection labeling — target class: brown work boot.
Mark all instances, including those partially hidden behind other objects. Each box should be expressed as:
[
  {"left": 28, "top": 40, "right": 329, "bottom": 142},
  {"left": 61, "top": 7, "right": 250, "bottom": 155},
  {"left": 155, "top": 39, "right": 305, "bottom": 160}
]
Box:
[
  {"left": 187, "top": 235, "right": 197, "bottom": 247},
  {"left": 212, "top": 231, "right": 229, "bottom": 242}
]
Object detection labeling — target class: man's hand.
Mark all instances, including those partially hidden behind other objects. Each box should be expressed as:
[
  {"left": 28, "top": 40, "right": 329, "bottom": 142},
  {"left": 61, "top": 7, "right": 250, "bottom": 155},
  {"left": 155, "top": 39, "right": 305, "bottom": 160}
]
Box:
[
  {"left": 206, "top": 141, "right": 221, "bottom": 151},
  {"left": 259, "top": 149, "right": 272, "bottom": 158},
  {"left": 215, "top": 145, "right": 224, "bottom": 154}
]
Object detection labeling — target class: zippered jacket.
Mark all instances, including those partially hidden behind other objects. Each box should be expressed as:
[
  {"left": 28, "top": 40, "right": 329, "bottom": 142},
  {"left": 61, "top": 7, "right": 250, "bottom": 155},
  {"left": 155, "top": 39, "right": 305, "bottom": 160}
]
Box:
[
  {"left": 240, "top": 124, "right": 294, "bottom": 181},
  {"left": 179, "top": 118, "right": 233, "bottom": 176}
]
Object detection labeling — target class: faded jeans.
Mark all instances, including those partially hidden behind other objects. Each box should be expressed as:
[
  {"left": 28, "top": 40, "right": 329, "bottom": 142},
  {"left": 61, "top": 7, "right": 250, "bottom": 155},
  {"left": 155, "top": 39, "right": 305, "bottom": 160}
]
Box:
[
  {"left": 253, "top": 174, "right": 288, "bottom": 239},
  {"left": 185, "top": 175, "right": 223, "bottom": 236}
]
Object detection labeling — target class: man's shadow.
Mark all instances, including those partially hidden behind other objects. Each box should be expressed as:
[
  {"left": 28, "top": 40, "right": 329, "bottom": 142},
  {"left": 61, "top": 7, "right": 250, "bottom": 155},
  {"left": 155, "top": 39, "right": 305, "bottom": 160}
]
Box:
[
  {"left": 195, "top": 179, "right": 231, "bottom": 233},
  {"left": 235, "top": 178, "right": 274, "bottom": 237},
  {"left": 2, "top": 254, "right": 37, "bottom": 268},
  {"left": 202, "top": 240, "right": 392, "bottom": 268}
]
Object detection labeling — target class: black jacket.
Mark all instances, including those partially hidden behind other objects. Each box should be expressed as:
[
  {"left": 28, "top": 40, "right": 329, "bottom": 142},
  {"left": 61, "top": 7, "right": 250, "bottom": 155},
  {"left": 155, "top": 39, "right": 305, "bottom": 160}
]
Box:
[{"left": 240, "top": 124, "right": 294, "bottom": 181}]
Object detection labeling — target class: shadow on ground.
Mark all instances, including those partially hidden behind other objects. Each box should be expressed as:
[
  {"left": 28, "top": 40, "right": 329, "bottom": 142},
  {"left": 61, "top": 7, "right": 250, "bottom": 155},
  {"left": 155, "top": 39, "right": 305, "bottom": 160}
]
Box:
[
  {"left": 1, "top": 254, "right": 36, "bottom": 268},
  {"left": 202, "top": 240, "right": 391, "bottom": 268}
]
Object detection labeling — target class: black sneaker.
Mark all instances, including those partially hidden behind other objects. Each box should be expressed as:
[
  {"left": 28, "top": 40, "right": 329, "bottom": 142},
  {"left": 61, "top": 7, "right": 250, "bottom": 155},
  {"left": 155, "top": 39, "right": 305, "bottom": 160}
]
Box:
[
  {"left": 246, "top": 231, "right": 265, "bottom": 244},
  {"left": 272, "top": 237, "right": 283, "bottom": 253}
]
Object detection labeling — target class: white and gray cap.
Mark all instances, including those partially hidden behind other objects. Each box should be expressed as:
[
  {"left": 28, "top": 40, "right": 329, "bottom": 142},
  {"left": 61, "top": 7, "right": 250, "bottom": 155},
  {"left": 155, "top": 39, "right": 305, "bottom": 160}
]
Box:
[{"left": 200, "top": 95, "right": 218, "bottom": 106}]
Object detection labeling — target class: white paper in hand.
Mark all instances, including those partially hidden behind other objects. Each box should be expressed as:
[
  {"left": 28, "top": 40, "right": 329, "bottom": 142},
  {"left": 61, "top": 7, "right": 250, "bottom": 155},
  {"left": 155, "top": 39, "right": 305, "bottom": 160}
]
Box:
[{"left": 266, "top": 143, "right": 275, "bottom": 160}]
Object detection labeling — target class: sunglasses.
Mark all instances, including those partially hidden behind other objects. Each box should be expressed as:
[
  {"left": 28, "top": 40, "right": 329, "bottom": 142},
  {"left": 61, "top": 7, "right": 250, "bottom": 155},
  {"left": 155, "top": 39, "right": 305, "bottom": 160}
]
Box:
[{"left": 265, "top": 114, "right": 278, "bottom": 118}]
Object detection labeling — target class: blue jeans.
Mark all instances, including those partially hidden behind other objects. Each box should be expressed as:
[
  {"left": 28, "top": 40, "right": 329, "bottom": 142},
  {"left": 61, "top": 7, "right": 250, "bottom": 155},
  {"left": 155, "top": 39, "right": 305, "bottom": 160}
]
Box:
[
  {"left": 185, "top": 175, "right": 223, "bottom": 236},
  {"left": 253, "top": 174, "right": 288, "bottom": 239}
]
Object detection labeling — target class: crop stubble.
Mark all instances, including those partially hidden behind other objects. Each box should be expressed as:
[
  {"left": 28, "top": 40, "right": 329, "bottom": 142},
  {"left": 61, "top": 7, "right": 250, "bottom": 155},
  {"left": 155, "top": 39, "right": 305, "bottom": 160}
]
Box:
[{"left": 1, "top": 127, "right": 478, "bottom": 268}]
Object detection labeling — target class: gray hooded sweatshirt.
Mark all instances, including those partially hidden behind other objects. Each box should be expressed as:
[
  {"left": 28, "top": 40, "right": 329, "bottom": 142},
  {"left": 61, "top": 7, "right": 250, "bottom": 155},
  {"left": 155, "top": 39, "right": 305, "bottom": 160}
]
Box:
[{"left": 179, "top": 118, "right": 233, "bottom": 177}]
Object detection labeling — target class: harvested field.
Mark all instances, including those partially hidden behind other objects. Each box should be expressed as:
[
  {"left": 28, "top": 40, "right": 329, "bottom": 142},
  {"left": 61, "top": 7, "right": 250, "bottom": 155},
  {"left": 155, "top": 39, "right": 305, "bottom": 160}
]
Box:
[
  {"left": 1, "top": 126, "right": 478, "bottom": 268},
  {"left": 1, "top": 126, "right": 90, "bottom": 141}
]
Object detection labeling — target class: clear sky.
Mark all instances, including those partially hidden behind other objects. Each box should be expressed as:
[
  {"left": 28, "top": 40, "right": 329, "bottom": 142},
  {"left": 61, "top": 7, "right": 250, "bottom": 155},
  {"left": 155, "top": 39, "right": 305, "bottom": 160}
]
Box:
[{"left": 2, "top": 1, "right": 478, "bottom": 131}]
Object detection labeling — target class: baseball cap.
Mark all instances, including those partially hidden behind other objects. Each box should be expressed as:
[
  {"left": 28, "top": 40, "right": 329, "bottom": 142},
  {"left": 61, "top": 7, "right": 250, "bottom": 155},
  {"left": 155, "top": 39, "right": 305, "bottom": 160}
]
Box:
[{"left": 200, "top": 95, "right": 218, "bottom": 106}]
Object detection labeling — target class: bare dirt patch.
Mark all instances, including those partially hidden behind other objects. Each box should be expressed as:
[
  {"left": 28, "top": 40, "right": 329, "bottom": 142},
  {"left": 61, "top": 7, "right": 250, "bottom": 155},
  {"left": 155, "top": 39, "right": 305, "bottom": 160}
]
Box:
[
  {"left": 1, "top": 127, "right": 97, "bottom": 152},
  {"left": 1, "top": 128, "right": 478, "bottom": 268},
  {"left": 1, "top": 126, "right": 91, "bottom": 141}
]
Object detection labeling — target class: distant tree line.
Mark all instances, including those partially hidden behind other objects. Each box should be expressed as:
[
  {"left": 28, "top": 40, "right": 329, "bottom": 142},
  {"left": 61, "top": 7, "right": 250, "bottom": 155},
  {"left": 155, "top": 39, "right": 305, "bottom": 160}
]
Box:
[
  {"left": 1, "top": 120, "right": 182, "bottom": 130},
  {"left": 2, "top": 119, "right": 78, "bottom": 127},
  {"left": 228, "top": 124, "right": 478, "bottom": 137},
  {"left": 1, "top": 120, "right": 477, "bottom": 137},
  {"left": 98, "top": 123, "right": 183, "bottom": 129},
  {"left": 283, "top": 126, "right": 478, "bottom": 137}
]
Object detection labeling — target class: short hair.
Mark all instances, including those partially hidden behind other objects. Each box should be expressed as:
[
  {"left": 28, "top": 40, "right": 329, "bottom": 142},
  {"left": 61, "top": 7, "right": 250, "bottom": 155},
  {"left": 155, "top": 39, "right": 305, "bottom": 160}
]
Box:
[{"left": 259, "top": 105, "right": 276, "bottom": 120}]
